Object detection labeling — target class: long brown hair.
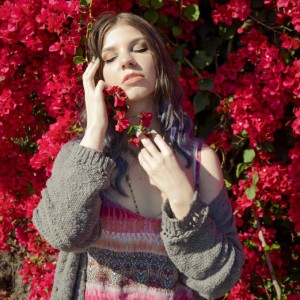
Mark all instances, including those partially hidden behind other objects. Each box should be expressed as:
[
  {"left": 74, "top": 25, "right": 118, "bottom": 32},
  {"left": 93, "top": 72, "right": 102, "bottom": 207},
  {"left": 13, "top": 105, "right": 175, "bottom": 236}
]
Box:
[
  {"left": 87, "top": 12, "right": 193, "bottom": 194},
  {"left": 88, "top": 12, "right": 184, "bottom": 124}
]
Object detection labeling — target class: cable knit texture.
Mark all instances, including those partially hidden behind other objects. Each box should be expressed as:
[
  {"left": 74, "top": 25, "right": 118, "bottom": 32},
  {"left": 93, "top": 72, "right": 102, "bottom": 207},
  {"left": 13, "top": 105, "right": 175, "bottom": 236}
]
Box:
[{"left": 32, "top": 139, "right": 245, "bottom": 300}]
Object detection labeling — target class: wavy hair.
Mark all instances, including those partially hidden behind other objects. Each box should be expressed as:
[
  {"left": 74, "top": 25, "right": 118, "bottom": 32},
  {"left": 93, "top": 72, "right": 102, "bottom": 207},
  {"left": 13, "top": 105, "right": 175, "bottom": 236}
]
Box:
[{"left": 86, "top": 12, "right": 194, "bottom": 194}]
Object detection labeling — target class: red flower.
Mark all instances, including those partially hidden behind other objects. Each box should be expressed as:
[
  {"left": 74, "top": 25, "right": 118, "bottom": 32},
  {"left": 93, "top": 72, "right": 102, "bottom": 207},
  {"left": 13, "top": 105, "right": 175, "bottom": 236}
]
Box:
[
  {"left": 114, "top": 95, "right": 126, "bottom": 108},
  {"left": 104, "top": 87, "right": 153, "bottom": 139},
  {"left": 104, "top": 86, "right": 128, "bottom": 108},
  {"left": 139, "top": 112, "right": 153, "bottom": 128},
  {"left": 113, "top": 110, "right": 130, "bottom": 132},
  {"left": 128, "top": 135, "right": 141, "bottom": 147}
]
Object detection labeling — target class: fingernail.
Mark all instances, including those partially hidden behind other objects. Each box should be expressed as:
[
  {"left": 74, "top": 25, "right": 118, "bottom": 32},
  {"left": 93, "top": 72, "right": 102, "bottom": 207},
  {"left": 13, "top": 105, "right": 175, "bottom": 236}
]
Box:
[
  {"left": 95, "top": 57, "right": 100, "bottom": 62},
  {"left": 91, "top": 56, "right": 96, "bottom": 62}
]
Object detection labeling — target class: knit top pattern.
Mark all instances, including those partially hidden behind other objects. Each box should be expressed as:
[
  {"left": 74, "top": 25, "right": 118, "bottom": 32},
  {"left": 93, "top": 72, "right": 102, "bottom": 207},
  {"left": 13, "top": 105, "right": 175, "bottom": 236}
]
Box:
[
  {"left": 85, "top": 191, "right": 196, "bottom": 300},
  {"left": 32, "top": 139, "right": 245, "bottom": 300}
]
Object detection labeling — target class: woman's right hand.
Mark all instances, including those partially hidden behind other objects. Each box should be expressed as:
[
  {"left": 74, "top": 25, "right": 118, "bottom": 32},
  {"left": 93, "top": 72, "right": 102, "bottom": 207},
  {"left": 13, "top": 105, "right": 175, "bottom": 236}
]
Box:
[{"left": 80, "top": 57, "right": 108, "bottom": 152}]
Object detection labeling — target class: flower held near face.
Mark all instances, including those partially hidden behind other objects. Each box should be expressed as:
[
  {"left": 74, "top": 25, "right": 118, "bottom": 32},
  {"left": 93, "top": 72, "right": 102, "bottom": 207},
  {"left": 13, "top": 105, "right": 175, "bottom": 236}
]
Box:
[{"left": 104, "top": 86, "right": 153, "bottom": 147}]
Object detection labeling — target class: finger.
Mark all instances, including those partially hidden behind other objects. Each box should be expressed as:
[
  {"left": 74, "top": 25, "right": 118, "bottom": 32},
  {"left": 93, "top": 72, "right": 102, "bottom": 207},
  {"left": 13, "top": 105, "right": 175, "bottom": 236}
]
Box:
[
  {"left": 150, "top": 130, "right": 173, "bottom": 156},
  {"left": 137, "top": 148, "right": 152, "bottom": 172},
  {"left": 83, "top": 57, "right": 100, "bottom": 90},
  {"left": 95, "top": 80, "right": 109, "bottom": 96},
  {"left": 136, "top": 131, "right": 161, "bottom": 157}
]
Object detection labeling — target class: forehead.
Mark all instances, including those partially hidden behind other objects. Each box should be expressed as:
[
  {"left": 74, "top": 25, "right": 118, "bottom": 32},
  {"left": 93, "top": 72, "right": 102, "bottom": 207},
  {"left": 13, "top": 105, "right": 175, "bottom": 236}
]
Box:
[{"left": 101, "top": 24, "right": 145, "bottom": 50}]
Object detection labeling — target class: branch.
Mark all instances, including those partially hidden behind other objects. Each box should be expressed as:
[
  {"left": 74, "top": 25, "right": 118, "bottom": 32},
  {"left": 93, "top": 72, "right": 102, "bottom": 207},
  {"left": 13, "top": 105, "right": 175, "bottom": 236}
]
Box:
[
  {"left": 249, "top": 15, "right": 283, "bottom": 35},
  {"left": 253, "top": 212, "right": 282, "bottom": 300}
]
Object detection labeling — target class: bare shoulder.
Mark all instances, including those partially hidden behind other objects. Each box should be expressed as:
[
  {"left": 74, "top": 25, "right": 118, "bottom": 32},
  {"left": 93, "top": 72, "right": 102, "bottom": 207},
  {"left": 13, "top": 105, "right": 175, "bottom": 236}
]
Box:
[{"left": 198, "top": 142, "right": 225, "bottom": 205}]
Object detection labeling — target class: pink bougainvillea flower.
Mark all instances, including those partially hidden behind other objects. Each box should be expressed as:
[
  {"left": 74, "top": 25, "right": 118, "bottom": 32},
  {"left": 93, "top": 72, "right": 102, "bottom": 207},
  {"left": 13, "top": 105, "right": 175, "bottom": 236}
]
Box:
[
  {"left": 104, "top": 86, "right": 128, "bottom": 108},
  {"left": 128, "top": 135, "right": 141, "bottom": 148},
  {"left": 104, "top": 86, "right": 153, "bottom": 143},
  {"left": 113, "top": 110, "right": 130, "bottom": 132},
  {"left": 139, "top": 112, "right": 153, "bottom": 128}
]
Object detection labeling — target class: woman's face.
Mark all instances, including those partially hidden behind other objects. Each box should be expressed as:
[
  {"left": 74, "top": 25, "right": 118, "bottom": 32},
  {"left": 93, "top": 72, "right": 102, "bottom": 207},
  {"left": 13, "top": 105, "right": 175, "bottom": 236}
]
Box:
[{"left": 101, "top": 24, "right": 157, "bottom": 104}]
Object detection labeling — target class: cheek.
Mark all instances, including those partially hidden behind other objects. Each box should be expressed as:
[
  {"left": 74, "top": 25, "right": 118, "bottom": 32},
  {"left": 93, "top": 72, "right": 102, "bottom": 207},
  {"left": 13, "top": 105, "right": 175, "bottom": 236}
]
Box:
[
  {"left": 102, "top": 67, "right": 114, "bottom": 85},
  {"left": 148, "top": 65, "right": 157, "bottom": 88}
]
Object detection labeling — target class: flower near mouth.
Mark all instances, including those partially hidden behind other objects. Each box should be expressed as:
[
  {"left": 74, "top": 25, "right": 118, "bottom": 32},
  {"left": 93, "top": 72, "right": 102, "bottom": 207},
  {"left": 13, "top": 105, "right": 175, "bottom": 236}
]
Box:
[
  {"left": 104, "top": 86, "right": 127, "bottom": 108},
  {"left": 104, "top": 86, "right": 153, "bottom": 147}
]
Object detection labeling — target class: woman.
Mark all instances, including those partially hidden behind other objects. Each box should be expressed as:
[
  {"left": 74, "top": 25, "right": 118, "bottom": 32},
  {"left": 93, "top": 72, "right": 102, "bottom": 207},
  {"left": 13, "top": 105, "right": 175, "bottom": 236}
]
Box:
[{"left": 33, "top": 12, "right": 245, "bottom": 300}]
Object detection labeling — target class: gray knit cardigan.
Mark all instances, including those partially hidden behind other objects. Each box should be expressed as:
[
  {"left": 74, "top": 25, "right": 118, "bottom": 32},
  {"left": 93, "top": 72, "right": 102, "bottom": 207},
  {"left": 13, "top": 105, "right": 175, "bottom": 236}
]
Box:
[{"left": 33, "top": 139, "right": 245, "bottom": 300}]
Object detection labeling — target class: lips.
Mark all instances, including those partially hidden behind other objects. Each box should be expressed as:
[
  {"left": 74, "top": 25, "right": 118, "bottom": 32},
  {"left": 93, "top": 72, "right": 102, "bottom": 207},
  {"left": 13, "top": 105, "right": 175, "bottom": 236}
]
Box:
[{"left": 122, "top": 73, "right": 144, "bottom": 84}]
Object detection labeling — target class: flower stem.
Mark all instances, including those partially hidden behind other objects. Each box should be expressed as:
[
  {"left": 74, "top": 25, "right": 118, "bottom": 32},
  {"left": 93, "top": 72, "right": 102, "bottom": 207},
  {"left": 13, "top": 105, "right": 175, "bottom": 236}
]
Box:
[{"left": 253, "top": 212, "right": 282, "bottom": 300}]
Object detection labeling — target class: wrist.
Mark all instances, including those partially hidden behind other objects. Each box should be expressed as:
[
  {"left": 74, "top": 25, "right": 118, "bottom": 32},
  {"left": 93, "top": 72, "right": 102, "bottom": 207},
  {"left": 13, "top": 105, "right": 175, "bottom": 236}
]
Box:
[
  {"left": 167, "top": 187, "right": 194, "bottom": 220},
  {"left": 80, "top": 127, "right": 106, "bottom": 152}
]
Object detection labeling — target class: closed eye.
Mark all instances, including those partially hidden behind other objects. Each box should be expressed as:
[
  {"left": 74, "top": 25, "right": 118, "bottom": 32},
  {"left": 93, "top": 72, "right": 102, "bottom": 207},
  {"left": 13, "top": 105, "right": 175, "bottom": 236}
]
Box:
[
  {"left": 104, "top": 56, "right": 117, "bottom": 64},
  {"left": 132, "top": 48, "right": 148, "bottom": 53}
]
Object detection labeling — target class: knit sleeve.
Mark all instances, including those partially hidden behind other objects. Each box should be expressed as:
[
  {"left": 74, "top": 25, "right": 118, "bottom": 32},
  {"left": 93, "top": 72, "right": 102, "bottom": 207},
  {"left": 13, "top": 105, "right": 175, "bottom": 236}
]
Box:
[
  {"left": 160, "top": 185, "right": 245, "bottom": 300},
  {"left": 32, "top": 139, "right": 116, "bottom": 253}
]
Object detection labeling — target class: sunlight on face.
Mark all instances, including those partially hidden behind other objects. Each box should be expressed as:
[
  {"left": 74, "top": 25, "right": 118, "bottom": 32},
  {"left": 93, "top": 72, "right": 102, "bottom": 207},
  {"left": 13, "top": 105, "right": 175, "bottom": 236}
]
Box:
[{"left": 101, "top": 24, "right": 157, "bottom": 106}]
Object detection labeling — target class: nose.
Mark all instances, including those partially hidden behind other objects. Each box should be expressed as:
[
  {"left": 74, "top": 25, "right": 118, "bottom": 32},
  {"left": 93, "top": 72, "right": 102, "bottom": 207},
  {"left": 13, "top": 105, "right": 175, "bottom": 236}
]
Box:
[{"left": 119, "top": 53, "right": 136, "bottom": 69}]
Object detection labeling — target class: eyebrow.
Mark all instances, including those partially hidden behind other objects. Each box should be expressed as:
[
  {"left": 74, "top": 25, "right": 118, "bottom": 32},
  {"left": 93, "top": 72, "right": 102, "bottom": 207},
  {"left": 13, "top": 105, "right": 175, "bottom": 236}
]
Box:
[{"left": 102, "top": 37, "right": 146, "bottom": 53}]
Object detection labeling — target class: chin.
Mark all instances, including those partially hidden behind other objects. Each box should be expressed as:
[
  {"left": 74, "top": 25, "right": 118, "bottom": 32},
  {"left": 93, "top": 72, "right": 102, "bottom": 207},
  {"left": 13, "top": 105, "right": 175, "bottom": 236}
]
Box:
[{"left": 125, "top": 88, "right": 155, "bottom": 103}]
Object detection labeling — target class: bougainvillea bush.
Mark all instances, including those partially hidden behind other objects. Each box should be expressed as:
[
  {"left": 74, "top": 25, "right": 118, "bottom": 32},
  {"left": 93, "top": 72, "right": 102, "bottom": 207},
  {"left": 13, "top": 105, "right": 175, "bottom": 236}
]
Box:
[{"left": 0, "top": 0, "right": 299, "bottom": 298}]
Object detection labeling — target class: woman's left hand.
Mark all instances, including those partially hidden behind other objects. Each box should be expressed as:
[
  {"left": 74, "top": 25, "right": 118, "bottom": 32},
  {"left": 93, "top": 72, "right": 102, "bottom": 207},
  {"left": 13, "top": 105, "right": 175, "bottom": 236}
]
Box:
[{"left": 137, "top": 130, "right": 194, "bottom": 219}]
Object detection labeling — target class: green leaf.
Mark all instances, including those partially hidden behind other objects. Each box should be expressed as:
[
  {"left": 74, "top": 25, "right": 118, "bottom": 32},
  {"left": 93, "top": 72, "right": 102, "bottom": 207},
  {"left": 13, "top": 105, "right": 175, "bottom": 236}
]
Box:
[
  {"left": 183, "top": 4, "right": 200, "bottom": 22},
  {"left": 73, "top": 56, "right": 87, "bottom": 65},
  {"left": 236, "top": 163, "right": 248, "bottom": 178},
  {"left": 151, "top": 0, "right": 164, "bottom": 9},
  {"left": 75, "top": 47, "right": 84, "bottom": 57},
  {"left": 192, "top": 50, "right": 213, "bottom": 69},
  {"left": 144, "top": 10, "right": 159, "bottom": 23},
  {"left": 246, "top": 187, "right": 256, "bottom": 200},
  {"left": 241, "top": 129, "right": 248, "bottom": 137},
  {"left": 198, "top": 78, "right": 214, "bottom": 91},
  {"left": 243, "top": 148, "right": 255, "bottom": 163},
  {"left": 193, "top": 92, "right": 210, "bottom": 113},
  {"left": 75, "top": 126, "right": 84, "bottom": 134},
  {"left": 255, "top": 199, "right": 264, "bottom": 209},
  {"left": 231, "top": 134, "right": 247, "bottom": 149},
  {"left": 80, "top": 0, "right": 92, "bottom": 6},
  {"left": 271, "top": 243, "right": 281, "bottom": 251},
  {"left": 157, "top": 14, "right": 168, "bottom": 26},
  {"left": 173, "top": 44, "right": 186, "bottom": 63},
  {"left": 139, "top": 0, "right": 150, "bottom": 7},
  {"left": 0, "top": 77, "right": 4, "bottom": 83},
  {"left": 172, "top": 25, "right": 181, "bottom": 36},
  {"left": 252, "top": 172, "right": 259, "bottom": 186},
  {"left": 224, "top": 179, "right": 232, "bottom": 189},
  {"left": 27, "top": 183, "right": 35, "bottom": 196},
  {"left": 218, "top": 25, "right": 237, "bottom": 40},
  {"left": 127, "top": 126, "right": 136, "bottom": 136},
  {"left": 263, "top": 245, "right": 270, "bottom": 252}
]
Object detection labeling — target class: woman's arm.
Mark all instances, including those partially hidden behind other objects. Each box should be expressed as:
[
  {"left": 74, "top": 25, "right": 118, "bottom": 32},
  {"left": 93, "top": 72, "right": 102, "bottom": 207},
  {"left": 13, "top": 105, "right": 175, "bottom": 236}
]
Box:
[
  {"left": 32, "top": 139, "right": 115, "bottom": 252},
  {"left": 160, "top": 145, "right": 245, "bottom": 299},
  {"left": 136, "top": 131, "right": 244, "bottom": 298}
]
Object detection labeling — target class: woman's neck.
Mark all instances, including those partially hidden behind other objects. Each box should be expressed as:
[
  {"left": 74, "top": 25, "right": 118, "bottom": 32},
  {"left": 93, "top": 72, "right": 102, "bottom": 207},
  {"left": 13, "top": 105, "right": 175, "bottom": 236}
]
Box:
[{"left": 125, "top": 95, "right": 154, "bottom": 116}]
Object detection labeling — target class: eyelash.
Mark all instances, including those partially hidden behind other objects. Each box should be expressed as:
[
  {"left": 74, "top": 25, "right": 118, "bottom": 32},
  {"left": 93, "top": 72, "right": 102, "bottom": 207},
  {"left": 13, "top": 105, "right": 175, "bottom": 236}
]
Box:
[
  {"left": 133, "top": 48, "right": 147, "bottom": 53},
  {"left": 104, "top": 47, "right": 148, "bottom": 64}
]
